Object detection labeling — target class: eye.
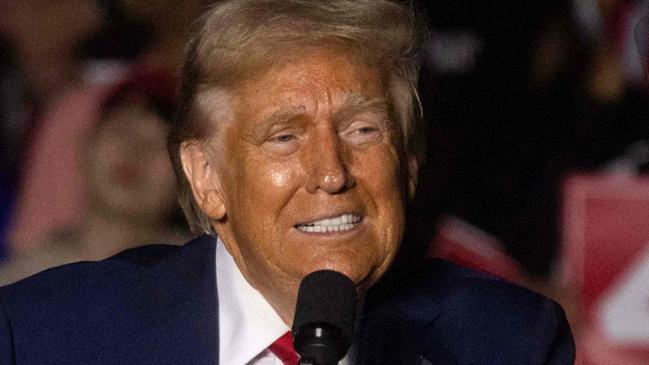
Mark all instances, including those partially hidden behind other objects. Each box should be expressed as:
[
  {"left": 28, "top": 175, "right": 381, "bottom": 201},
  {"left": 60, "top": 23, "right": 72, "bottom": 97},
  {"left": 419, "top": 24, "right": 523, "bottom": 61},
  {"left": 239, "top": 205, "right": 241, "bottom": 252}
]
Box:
[
  {"left": 264, "top": 132, "right": 300, "bottom": 155},
  {"left": 269, "top": 134, "right": 296, "bottom": 143},
  {"left": 342, "top": 121, "right": 382, "bottom": 146},
  {"left": 354, "top": 126, "right": 379, "bottom": 135}
]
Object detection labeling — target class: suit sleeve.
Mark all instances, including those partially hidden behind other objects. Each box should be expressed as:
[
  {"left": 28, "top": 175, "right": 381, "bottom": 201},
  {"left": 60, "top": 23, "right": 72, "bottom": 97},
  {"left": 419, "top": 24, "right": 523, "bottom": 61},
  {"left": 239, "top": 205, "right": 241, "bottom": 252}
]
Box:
[
  {"left": 536, "top": 299, "right": 576, "bottom": 365},
  {"left": 0, "top": 296, "right": 16, "bottom": 365}
]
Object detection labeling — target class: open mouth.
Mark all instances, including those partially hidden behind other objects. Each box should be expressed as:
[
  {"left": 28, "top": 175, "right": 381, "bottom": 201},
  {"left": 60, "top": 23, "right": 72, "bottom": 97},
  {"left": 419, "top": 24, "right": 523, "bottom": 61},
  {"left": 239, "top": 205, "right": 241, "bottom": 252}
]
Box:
[{"left": 295, "top": 214, "right": 363, "bottom": 233}]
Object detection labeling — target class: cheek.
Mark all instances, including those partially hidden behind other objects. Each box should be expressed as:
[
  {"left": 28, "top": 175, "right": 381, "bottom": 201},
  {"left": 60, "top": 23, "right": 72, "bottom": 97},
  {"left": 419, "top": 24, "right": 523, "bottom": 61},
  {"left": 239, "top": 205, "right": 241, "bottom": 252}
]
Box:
[
  {"left": 356, "top": 146, "right": 406, "bottom": 236},
  {"left": 231, "top": 158, "right": 303, "bottom": 251},
  {"left": 223, "top": 154, "right": 302, "bottom": 260},
  {"left": 235, "top": 151, "right": 300, "bottom": 211},
  {"left": 244, "top": 159, "right": 292, "bottom": 188},
  {"left": 355, "top": 145, "right": 403, "bottom": 197},
  {"left": 270, "top": 170, "right": 290, "bottom": 187}
]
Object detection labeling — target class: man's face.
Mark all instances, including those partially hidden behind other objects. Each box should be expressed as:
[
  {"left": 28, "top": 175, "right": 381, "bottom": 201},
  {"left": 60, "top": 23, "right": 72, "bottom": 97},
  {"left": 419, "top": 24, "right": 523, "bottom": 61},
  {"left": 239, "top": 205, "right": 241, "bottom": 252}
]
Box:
[{"left": 190, "top": 47, "right": 416, "bottom": 320}]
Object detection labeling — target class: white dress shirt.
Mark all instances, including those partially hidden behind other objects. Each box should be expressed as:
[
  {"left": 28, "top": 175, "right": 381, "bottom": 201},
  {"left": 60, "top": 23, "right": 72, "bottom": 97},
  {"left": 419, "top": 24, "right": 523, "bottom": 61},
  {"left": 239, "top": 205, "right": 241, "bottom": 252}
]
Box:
[
  {"left": 217, "top": 239, "right": 290, "bottom": 364},
  {"left": 216, "top": 238, "right": 353, "bottom": 365}
]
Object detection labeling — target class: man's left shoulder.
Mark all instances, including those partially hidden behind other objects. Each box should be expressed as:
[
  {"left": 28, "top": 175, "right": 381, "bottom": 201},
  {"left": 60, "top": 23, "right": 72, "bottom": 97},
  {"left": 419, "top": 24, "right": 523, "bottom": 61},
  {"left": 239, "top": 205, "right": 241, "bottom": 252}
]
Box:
[
  {"left": 417, "top": 258, "right": 560, "bottom": 313},
  {"left": 364, "top": 258, "right": 576, "bottom": 364},
  {"left": 404, "top": 259, "right": 571, "bottom": 332}
]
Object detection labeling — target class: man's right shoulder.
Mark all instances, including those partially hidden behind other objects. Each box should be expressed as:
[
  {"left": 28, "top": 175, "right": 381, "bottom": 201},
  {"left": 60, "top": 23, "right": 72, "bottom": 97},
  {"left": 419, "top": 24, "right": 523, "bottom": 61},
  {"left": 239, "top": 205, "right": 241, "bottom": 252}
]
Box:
[
  {"left": 0, "top": 235, "right": 214, "bottom": 305},
  {"left": 0, "top": 235, "right": 219, "bottom": 364}
]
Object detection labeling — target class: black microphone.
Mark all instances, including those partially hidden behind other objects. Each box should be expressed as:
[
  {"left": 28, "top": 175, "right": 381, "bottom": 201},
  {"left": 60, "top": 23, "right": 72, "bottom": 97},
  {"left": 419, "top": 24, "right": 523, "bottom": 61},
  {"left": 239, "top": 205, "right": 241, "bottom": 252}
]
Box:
[{"left": 292, "top": 270, "right": 357, "bottom": 365}]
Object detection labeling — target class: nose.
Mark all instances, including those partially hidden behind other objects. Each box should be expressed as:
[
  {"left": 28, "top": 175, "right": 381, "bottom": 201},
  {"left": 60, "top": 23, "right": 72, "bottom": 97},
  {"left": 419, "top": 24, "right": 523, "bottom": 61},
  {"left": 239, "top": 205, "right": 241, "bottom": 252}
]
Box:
[{"left": 305, "top": 130, "right": 355, "bottom": 194}]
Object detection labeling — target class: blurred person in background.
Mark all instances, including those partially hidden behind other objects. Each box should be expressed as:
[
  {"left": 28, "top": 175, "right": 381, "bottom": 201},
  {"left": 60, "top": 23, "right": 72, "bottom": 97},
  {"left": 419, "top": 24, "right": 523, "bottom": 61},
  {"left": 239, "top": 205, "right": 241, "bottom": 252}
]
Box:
[
  {"left": 419, "top": 0, "right": 585, "bottom": 279},
  {"left": 4, "top": 0, "right": 208, "bottom": 252},
  {"left": 115, "top": 0, "right": 210, "bottom": 73},
  {"left": 79, "top": 0, "right": 211, "bottom": 76},
  {"left": 0, "top": 69, "right": 188, "bottom": 285},
  {"left": 0, "top": 0, "right": 101, "bottom": 107},
  {"left": 421, "top": 0, "right": 649, "bottom": 280},
  {"left": 0, "top": 0, "right": 103, "bottom": 254},
  {"left": 517, "top": 1, "right": 649, "bottom": 318},
  {"left": 526, "top": 0, "right": 649, "bottom": 173},
  {"left": 416, "top": 0, "right": 649, "bottom": 343}
]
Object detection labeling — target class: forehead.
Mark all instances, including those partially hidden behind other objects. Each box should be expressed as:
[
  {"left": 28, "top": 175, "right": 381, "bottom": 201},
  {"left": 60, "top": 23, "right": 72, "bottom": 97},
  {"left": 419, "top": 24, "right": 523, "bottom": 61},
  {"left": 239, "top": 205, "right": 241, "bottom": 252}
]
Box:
[
  {"left": 194, "top": 45, "right": 392, "bottom": 145},
  {"left": 229, "top": 46, "right": 386, "bottom": 116}
]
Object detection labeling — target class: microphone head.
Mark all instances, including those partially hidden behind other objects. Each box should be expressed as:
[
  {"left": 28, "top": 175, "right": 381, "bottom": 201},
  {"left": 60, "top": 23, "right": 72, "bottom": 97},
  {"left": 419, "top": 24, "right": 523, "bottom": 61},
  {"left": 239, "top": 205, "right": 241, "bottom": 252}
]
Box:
[{"left": 292, "top": 270, "right": 357, "bottom": 364}]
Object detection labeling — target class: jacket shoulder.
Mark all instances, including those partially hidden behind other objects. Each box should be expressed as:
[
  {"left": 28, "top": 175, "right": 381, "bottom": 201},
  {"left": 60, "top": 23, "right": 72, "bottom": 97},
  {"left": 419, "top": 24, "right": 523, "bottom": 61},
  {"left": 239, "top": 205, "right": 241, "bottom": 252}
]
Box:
[
  {"left": 364, "top": 258, "right": 575, "bottom": 364},
  {"left": 370, "top": 258, "right": 548, "bottom": 312},
  {"left": 0, "top": 236, "right": 217, "bottom": 316},
  {"left": 0, "top": 234, "right": 218, "bottom": 364},
  {"left": 0, "top": 243, "right": 177, "bottom": 300}
]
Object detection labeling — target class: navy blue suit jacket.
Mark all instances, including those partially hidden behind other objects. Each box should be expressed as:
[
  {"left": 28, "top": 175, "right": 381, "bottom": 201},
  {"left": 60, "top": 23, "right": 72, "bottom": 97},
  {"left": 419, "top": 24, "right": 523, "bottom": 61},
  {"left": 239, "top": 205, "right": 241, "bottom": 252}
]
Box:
[{"left": 0, "top": 235, "right": 574, "bottom": 364}]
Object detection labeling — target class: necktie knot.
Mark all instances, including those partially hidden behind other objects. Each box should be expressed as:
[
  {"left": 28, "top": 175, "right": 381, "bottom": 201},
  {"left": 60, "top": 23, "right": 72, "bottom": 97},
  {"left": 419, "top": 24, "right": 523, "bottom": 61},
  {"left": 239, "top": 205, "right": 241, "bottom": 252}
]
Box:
[{"left": 269, "top": 331, "right": 299, "bottom": 365}]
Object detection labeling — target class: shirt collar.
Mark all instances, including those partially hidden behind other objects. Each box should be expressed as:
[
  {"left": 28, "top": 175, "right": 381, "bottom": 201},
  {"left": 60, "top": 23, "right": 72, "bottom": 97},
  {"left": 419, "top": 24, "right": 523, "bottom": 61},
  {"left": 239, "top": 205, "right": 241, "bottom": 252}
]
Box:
[{"left": 216, "top": 238, "right": 290, "bottom": 365}]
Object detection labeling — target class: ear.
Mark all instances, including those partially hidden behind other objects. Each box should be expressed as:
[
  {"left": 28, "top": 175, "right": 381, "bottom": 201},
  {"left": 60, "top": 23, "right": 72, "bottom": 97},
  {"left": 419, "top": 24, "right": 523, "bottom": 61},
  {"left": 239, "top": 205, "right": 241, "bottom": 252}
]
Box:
[
  {"left": 407, "top": 154, "right": 419, "bottom": 201},
  {"left": 180, "top": 140, "right": 227, "bottom": 220}
]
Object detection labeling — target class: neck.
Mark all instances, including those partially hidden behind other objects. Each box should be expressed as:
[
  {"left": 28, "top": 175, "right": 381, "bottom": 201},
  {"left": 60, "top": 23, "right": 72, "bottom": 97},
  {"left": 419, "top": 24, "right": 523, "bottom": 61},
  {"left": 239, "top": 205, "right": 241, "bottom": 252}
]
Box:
[{"left": 264, "top": 283, "right": 299, "bottom": 328}]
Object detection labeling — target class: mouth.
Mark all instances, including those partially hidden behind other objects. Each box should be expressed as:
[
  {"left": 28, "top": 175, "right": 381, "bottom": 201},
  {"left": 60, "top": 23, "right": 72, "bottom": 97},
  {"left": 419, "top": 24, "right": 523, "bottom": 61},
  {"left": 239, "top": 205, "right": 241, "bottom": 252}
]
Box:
[{"left": 295, "top": 213, "right": 363, "bottom": 234}]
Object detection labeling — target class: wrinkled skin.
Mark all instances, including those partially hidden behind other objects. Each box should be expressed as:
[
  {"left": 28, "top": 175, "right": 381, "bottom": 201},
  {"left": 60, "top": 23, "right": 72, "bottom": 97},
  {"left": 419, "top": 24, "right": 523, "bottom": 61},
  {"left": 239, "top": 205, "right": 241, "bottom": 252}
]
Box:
[{"left": 181, "top": 47, "right": 417, "bottom": 324}]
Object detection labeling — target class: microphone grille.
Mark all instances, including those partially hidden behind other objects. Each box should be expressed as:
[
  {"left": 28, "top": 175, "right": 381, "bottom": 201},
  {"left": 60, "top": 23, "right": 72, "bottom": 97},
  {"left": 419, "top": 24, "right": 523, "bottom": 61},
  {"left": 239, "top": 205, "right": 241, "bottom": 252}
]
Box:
[{"left": 292, "top": 270, "right": 357, "bottom": 344}]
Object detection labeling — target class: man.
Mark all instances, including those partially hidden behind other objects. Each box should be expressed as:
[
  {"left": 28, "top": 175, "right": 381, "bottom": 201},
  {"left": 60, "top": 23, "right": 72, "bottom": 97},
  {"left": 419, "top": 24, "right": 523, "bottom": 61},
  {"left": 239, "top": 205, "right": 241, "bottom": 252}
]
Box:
[{"left": 0, "top": 1, "right": 575, "bottom": 364}]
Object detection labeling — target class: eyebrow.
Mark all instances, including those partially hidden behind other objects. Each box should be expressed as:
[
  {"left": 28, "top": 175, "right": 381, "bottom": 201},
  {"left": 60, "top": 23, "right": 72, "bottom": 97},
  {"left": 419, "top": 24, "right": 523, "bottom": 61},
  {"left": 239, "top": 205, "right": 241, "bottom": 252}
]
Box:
[
  {"left": 341, "top": 93, "right": 388, "bottom": 111},
  {"left": 252, "top": 93, "right": 389, "bottom": 137},
  {"left": 334, "top": 93, "right": 390, "bottom": 126},
  {"left": 253, "top": 105, "right": 307, "bottom": 137}
]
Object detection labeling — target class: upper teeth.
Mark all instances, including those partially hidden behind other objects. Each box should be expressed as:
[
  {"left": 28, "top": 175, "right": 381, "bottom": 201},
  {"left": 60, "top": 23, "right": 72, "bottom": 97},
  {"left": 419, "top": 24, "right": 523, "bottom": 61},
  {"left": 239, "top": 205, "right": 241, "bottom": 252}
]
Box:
[{"left": 297, "top": 214, "right": 361, "bottom": 233}]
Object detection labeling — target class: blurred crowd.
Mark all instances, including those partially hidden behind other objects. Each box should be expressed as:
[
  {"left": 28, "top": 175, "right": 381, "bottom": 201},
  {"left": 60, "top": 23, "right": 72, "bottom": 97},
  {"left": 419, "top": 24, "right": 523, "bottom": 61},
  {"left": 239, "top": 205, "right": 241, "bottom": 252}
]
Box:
[
  {"left": 0, "top": 0, "right": 210, "bottom": 282},
  {"left": 412, "top": 1, "right": 649, "bottom": 362},
  {"left": 412, "top": 0, "right": 649, "bottom": 278},
  {"left": 0, "top": 0, "right": 648, "bottom": 360}
]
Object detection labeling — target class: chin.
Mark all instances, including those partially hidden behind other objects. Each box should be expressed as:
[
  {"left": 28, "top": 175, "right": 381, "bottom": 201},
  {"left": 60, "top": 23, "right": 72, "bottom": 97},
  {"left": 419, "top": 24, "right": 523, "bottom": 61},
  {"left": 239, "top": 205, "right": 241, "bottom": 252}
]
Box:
[{"left": 299, "top": 257, "right": 377, "bottom": 288}]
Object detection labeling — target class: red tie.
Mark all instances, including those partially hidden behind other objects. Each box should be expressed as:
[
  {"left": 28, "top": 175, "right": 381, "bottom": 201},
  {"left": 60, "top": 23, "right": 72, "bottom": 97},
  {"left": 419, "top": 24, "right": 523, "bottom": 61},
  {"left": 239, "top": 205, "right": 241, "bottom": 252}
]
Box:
[{"left": 268, "top": 331, "right": 299, "bottom": 365}]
